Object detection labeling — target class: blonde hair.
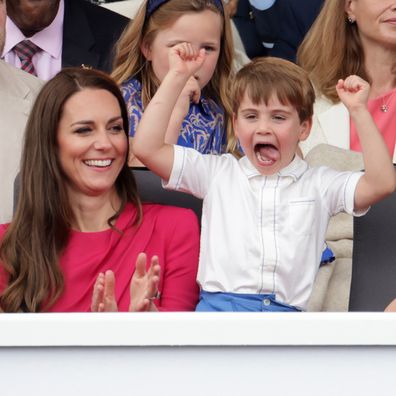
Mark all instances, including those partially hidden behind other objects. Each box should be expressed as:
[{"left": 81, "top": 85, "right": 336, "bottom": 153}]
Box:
[
  {"left": 111, "top": 0, "right": 234, "bottom": 149},
  {"left": 297, "top": 0, "right": 367, "bottom": 103},
  {"left": 229, "top": 57, "right": 315, "bottom": 156}
]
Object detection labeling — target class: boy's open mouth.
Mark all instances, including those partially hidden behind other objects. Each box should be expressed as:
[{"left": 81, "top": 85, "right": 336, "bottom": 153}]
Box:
[{"left": 254, "top": 143, "right": 280, "bottom": 165}]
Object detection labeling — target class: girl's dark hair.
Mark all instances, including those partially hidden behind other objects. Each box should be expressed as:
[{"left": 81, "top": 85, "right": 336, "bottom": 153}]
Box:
[{"left": 0, "top": 67, "right": 142, "bottom": 312}]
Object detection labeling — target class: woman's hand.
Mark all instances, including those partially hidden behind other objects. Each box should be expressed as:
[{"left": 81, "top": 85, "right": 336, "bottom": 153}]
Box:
[
  {"left": 129, "top": 253, "right": 161, "bottom": 312},
  {"left": 90, "top": 253, "right": 161, "bottom": 312},
  {"left": 91, "top": 270, "right": 118, "bottom": 312},
  {"left": 385, "top": 298, "right": 396, "bottom": 312}
]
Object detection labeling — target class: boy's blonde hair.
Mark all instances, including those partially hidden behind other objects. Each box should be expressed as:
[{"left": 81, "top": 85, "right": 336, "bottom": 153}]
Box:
[
  {"left": 229, "top": 57, "right": 315, "bottom": 156},
  {"left": 232, "top": 57, "right": 315, "bottom": 120}
]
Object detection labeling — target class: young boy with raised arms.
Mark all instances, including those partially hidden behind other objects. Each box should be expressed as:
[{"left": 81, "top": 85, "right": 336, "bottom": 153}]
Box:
[{"left": 133, "top": 43, "right": 396, "bottom": 312}]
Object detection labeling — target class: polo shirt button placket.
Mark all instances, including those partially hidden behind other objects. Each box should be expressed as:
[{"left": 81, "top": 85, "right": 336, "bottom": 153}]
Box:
[{"left": 263, "top": 298, "right": 271, "bottom": 306}]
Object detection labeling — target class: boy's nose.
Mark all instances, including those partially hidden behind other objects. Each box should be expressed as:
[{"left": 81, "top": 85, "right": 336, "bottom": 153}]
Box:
[{"left": 256, "top": 119, "right": 273, "bottom": 134}]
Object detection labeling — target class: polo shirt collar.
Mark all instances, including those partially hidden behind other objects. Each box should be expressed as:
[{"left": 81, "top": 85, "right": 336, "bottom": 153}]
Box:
[{"left": 239, "top": 154, "right": 309, "bottom": 181}]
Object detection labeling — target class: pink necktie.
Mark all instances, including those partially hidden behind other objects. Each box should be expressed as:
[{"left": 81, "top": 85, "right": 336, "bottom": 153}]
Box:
[{"left": 13, "top": 40, "right": 41, "bottom": 76}]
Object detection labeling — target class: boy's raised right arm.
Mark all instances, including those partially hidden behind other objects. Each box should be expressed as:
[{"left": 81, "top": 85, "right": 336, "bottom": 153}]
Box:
[
  {"left": 336, "top": 75, "right": 396, "bottom": 212},
  {"left": 133, "top": 43, "right": 205, "bottom": 182}
]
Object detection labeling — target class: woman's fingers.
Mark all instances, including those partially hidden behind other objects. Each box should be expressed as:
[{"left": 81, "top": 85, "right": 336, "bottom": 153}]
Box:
[{"left": 91, "top": 272, "right": 105, "bottom": 312}]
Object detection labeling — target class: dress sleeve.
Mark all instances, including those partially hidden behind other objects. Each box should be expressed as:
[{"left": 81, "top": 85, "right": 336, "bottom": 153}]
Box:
[
  {"left": 158, "top": 208, "right": 200, "bottom": 311},
  {"left": 121, "top": 81, "right": 144, "bottom": 138}
]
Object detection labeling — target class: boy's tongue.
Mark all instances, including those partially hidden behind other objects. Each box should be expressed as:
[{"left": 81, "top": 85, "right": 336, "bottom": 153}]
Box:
[{"left": 256, "top": 144, "right": 280, "bottom": 162}]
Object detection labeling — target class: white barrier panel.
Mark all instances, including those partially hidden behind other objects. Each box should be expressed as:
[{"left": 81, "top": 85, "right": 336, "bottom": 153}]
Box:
[{"left": 1, "top": 312, "right": 396, "bottom": 395}]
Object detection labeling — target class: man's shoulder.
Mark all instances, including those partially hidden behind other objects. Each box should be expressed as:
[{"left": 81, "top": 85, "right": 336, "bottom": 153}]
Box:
[
  {"left": 0, "top": 60, "right": 44, "bottom": 97},
  {"left": 64, "top": 0, "right": 129, "bottom": 26}
]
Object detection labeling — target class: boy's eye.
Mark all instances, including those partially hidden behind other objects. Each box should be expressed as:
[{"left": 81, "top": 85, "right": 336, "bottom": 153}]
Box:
[
  {"left": 244, "top": 113, "right": 257, "bottom": 120},
  {"left": 273, "top": 114, "right": 286, "bottom": 121}
]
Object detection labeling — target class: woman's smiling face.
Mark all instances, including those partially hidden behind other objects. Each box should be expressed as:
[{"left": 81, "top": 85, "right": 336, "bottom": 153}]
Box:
[
  {"left": 346, "top": 0, "right": 396, "bottom": 49},
  {"left": 57, "top": 88, "right": 128, "bottom": 199}
]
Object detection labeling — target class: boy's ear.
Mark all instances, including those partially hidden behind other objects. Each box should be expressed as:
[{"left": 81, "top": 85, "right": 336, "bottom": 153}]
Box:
[
  {"left": 298, "top": 117, "right": 312, "bottom": 142},
  {"left": 140, "top": 40, "right": 152, "bottom": 60}
]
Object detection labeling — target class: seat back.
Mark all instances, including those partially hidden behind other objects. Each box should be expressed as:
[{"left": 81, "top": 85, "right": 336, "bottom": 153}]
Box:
[
  {"left": 349, "top": 189, "right": 396, "bottom": 311},
  {"left": 131, "top": 168, "right": 202, "bottom": 222},
  {"left": 13, "top": 169, "right": 203, "bottom": 222}
]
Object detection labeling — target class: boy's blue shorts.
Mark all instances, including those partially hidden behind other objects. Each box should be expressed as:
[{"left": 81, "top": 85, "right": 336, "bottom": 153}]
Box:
[{"left": 196, "top": 291, "right": 301, "bottom": 312}]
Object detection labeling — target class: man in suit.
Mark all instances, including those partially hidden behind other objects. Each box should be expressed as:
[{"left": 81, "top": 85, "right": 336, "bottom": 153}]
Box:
[
  {"left": 233, "top": 0, "right": 323, "bottom": 62},
  {"left": 233, "top": 0, "right": 281, "bottom": 59},
  {"left": 0, "top": 0, "right": 43, "bottom": 223},
  {"left": 270, "top": 0, "right": 323, "bottom": 62},
  {"left": 1, "top": 0, "right": 129, "bottom": 80}
]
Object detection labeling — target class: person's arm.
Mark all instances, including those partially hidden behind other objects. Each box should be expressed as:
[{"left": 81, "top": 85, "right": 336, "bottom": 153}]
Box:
[
  {"left": 336, "top": 76, "right": 396, "bottom": 212},
  {"left": 129, "top": 76, "right": 201, "bottom": 167},
  {"left": 133, "top": 43, "right": 205, "bottom": 182},
  {"left": 165, "top": 76, "right": 202, "bottom": 144}
]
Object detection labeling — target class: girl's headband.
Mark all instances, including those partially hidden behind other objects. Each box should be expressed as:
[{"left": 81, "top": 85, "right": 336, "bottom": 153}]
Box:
[{"left": 146, "top": 0, "right": 224, "bottom": 18}]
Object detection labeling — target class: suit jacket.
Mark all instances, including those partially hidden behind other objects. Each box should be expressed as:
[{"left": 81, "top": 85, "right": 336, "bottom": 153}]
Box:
[
  {"left": 299, "top": 95, "right": 350, "bottom": 156},
  {"left": 0, "top": 60, "right": 43, "bottom": 223},
  {"left": 270, "top": 0, "right": 324, "bottom": 62},
  {"left": 62, "top": 0, "right": 129, "bottom": 72},
  {"left": 233, "top": 0, "right": 282, "bottom": 59}
]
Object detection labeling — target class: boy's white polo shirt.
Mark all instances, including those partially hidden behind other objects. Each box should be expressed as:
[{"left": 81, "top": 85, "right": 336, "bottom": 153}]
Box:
[{"left": 164, "top": 145, "right": 364, "bottom": 310}]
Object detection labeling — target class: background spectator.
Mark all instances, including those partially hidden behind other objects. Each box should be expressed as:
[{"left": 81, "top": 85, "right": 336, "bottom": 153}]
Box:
[
  {"left": 1, "top": 0, "right": 129, "bottom": 80},
  {"left": 111, "top": 0, "right": 235, "bottom": 165},
  {"left": 233, "top": 0, "right": 280, "bottom": 59},
  {"left": 0, "top": 0, "right": 43, "bottom": 224},
  {"left": 270, "top": 0, "right": 323, "bottom": 62},
  {"left": 298, "top": 0, "right": 396, "bottom": 161}
]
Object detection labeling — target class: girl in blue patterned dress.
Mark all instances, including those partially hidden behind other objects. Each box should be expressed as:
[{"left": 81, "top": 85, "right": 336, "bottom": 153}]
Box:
[{"left": 111, "top": 0, "right": 235, "bottom": 166}]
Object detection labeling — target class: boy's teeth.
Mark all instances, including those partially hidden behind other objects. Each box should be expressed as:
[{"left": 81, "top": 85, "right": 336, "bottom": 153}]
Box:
[
  {"left": 256, "top": 144, "right": 280, "bottom": 162},
  {"left": 84, "top": 159, "right": 112, "bottom": 167}
]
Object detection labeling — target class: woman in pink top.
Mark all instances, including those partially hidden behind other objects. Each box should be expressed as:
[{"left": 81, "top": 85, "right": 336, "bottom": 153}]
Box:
[
  {"left": 0, "top": 68, "right": 199, "bottom": 313},
  {"left": 297, "top": 0, "right": 396, "bottom": 160}
]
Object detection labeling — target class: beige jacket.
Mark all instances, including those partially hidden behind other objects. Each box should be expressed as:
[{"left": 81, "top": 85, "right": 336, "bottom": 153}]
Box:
[
  {"left": 300, "top": 94, "right": 396, "bottom": 162},
  {"left": 0, "top": 61, "right": 43, "bottom": 223}
]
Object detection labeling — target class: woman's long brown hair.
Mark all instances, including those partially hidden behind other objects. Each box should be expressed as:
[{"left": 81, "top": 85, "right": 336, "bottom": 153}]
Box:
[
  {"left": 297, "top": 0, "right": 367, "bottom": 103},
  {"left": 0, "top": 68, "right": 142, "bottom": 312}
]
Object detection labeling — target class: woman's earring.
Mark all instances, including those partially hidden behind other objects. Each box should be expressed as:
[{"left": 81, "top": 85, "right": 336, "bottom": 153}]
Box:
[{"left": 347, "top": 16, "right": 355, "bottom": 24}]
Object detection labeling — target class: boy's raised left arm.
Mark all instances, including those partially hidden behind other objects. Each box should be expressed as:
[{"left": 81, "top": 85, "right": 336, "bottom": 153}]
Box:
[{"left": 336, "top": 75, "right": 396, "bottom": 212}]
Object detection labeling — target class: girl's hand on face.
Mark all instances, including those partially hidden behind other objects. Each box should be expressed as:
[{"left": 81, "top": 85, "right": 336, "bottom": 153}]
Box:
[
  {"left": 168, "top": 42, "right": 206, "bottom": 79},
  {"left": 336, "top": 75, "right": 370, "bottom": 114}
]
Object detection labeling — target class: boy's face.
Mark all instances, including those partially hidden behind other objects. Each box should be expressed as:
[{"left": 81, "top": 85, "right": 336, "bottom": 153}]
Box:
[{"left": 233, "top": 92, "right": 311, "bottom": 175}]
